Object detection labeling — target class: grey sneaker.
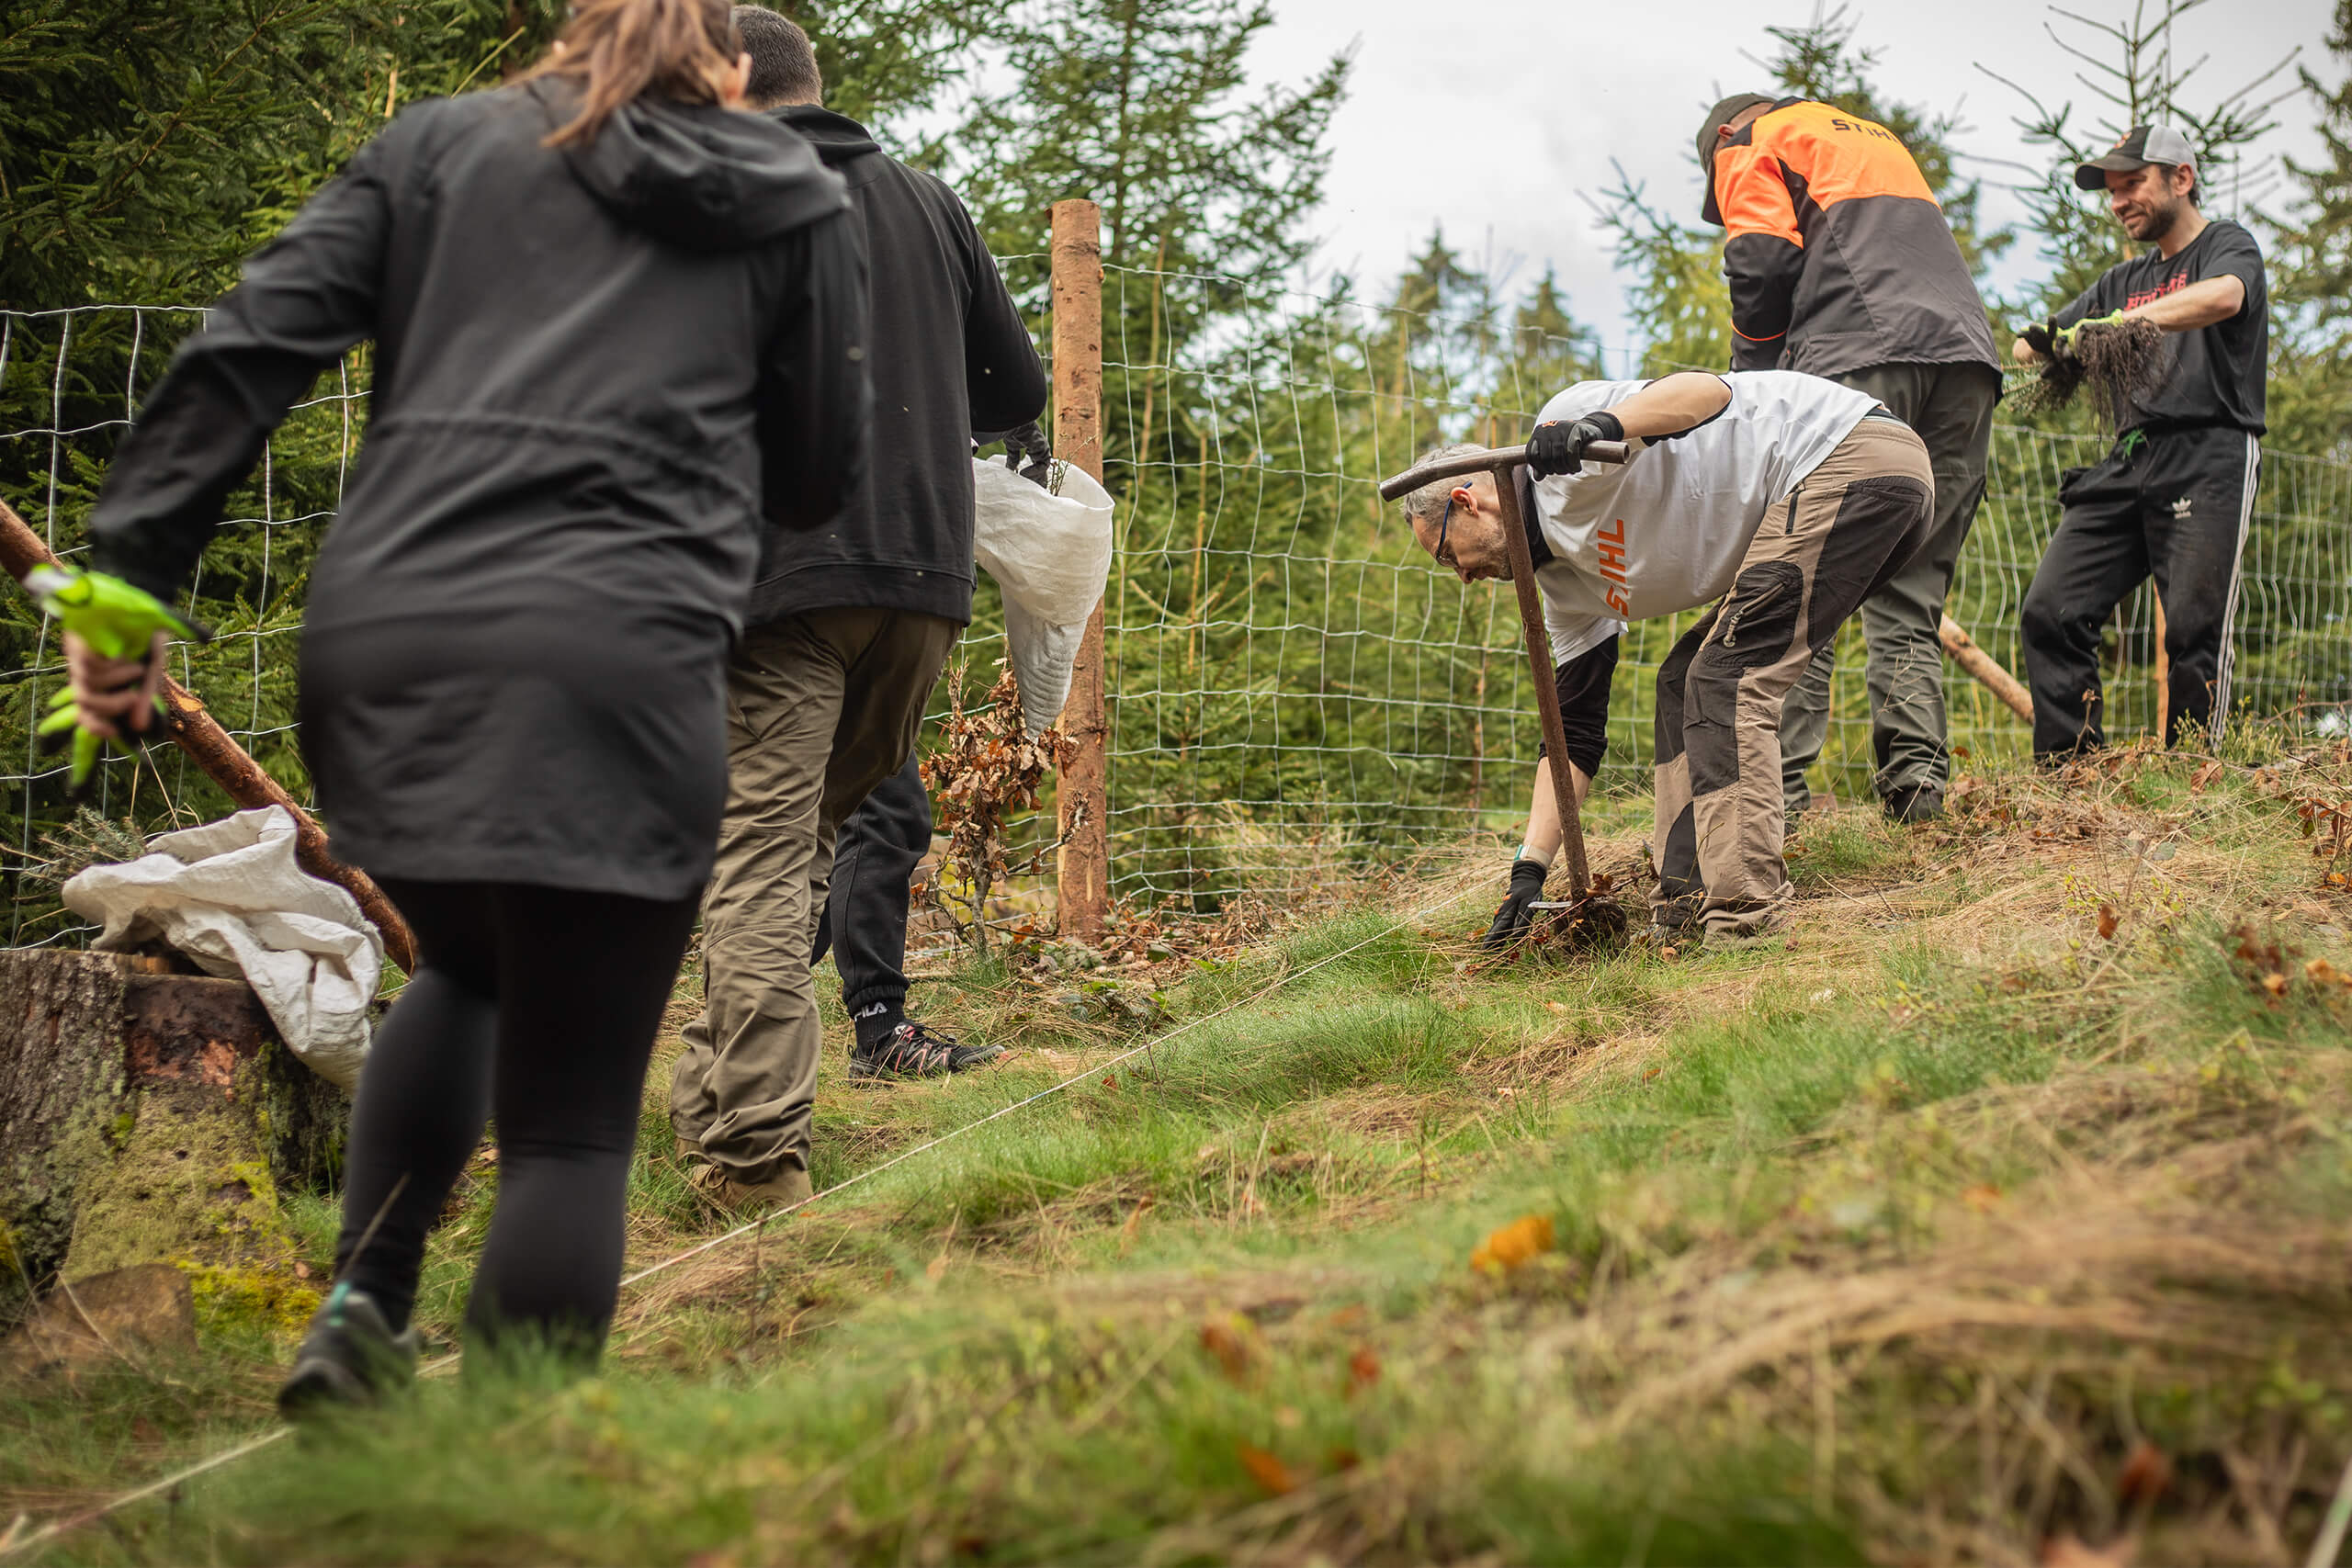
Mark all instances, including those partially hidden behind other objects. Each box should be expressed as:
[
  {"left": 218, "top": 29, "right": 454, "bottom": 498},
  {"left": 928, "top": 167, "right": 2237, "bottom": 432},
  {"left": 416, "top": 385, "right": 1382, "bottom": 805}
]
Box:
[
  {"left": 849, "top": 1021, "right": 1002, "bottom": 1082},
  {"left": 277, "top": 1283, "right": 420, "bottom": 1415}
]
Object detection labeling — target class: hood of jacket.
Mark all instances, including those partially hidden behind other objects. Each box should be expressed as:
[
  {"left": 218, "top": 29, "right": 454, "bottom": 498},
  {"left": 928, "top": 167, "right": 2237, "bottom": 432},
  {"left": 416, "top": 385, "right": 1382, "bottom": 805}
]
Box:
[
  {"left": 766, "top": 106, "right": 884, "bottom": 177},
  {"left": 540, "top": 81, "right": 848, "bottom": 250}
]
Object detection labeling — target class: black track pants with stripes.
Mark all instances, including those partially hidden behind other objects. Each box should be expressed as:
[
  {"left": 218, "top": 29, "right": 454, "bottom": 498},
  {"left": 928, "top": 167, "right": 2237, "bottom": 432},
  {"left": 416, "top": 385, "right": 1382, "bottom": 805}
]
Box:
[{"left": 2018, "top": 425, "right": 2261, "bottom": 758}]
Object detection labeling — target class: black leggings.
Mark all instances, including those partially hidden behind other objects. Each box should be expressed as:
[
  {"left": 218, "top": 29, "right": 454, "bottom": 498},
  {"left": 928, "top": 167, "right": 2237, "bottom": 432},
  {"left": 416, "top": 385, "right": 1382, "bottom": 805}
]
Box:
[{"left": 334, "top": 879, "right": 697, "bottom": 1357}]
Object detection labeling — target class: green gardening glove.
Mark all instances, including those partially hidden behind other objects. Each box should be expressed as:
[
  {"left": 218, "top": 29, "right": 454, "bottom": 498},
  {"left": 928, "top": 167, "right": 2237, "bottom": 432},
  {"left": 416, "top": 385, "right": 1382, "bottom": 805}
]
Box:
[
  {"left": 23, "top": 566, "right": 210, "bottom": 795},
  {"left": 2055, "top": 309, "right": 2129, "bottom": 353}
]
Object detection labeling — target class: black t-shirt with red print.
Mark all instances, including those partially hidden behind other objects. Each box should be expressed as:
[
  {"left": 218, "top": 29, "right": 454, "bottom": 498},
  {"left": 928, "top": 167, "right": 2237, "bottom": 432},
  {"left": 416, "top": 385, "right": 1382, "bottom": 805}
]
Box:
[{"left": 2056, "top": 218, "right": 2267, "bottom": 435}]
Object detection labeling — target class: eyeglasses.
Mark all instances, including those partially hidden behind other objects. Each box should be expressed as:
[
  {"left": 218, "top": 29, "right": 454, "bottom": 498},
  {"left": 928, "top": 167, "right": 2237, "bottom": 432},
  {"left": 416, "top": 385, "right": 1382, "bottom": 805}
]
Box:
[{"left": 1435, "top": 492, "right": 1457, "bottom": 570}]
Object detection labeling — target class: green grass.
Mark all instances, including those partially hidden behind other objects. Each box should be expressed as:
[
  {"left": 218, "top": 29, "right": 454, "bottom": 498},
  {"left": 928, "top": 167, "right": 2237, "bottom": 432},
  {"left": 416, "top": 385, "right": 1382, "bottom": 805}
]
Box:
[{"left": 6, "top": 744, "right": 2352, "bottom": 1564}]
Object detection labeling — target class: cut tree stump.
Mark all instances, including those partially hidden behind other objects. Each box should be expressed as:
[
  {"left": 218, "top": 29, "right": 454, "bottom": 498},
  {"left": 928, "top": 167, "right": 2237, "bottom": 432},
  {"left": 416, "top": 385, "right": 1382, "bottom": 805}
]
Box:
[{"left": 0, "top": 949, "right": 345, "bottom": 1319}]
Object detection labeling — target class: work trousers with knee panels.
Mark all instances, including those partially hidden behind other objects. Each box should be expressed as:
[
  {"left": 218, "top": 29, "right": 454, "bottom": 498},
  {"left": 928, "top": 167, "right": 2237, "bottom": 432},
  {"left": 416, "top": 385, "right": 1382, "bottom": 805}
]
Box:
[
  {"left": 2018, "top": 424, "right": 2261, "bottom": 759},
  {"left": 1777, "top": 361, "right": 1999, "bottom": 812},
  {"left": 668, "top": 608, "right": 958, "bottom": 1187},
  {"left": 1653, "top": 415, "right": 1936, "bottom": 938}
]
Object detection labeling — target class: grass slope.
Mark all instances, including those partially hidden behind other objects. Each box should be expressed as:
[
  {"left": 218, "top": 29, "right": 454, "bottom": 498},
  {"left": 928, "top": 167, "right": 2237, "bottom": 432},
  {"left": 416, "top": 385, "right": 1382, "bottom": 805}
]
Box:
[{"left": 6, "top": 743, "right": 2352, "bottom": 1565}]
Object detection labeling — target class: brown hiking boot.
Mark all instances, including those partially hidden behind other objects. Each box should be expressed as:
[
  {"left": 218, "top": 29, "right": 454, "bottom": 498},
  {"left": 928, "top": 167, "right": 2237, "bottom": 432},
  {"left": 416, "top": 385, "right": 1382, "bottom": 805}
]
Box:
[{"left": 686, "top": 1160, "right": 813, "bottom": 1215}]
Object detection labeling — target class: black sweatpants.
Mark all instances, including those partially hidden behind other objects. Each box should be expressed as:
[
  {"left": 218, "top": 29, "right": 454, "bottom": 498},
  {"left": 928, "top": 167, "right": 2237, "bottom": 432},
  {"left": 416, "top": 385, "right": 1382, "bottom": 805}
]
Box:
[
  {"left": 810, "top": 752, "right": 931, "bottom": 1017},
  {"left": 334, "top": 879, "right": 698, "bottom": 1358},
  {"left": 2019, "top": 424, "right": 2261, "bottom": 757}
]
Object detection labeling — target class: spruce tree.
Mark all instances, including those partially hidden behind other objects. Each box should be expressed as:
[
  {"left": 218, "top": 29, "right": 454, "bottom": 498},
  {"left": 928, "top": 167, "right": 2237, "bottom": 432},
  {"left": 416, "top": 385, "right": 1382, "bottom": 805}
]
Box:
[{"left": 2267, "top": 0, "right": 2352, "bottom": 457}]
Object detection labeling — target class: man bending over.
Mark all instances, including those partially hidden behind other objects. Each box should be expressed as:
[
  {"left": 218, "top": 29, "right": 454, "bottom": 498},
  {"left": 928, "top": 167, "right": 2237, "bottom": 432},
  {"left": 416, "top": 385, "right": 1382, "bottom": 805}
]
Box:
[{"left": 1406, "top": 371, "right": 1934, "bottom": 945}]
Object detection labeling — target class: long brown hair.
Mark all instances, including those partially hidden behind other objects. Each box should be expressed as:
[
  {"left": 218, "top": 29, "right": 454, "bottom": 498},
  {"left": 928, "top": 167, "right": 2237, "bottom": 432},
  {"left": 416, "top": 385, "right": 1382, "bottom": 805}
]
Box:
[{"left": 526, "top": 0, "right": 746, "bottom": 148}]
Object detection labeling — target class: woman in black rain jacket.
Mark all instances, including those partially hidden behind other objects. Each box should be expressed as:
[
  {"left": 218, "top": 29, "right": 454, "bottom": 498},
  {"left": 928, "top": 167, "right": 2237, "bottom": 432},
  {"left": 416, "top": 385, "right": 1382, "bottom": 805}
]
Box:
[{"left": 65, "top": 0, "right": 869, "bottom": 1401}]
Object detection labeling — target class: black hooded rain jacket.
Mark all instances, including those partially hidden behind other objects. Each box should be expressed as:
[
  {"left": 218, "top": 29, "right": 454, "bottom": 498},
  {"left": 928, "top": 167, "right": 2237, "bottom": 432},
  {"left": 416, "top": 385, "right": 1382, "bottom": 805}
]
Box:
[
  {"left": 88, "top": 82, "right": 870, "bottom": 899},
  {"left": 745, "top": 105, "right": 1046, "bottom": 626}
]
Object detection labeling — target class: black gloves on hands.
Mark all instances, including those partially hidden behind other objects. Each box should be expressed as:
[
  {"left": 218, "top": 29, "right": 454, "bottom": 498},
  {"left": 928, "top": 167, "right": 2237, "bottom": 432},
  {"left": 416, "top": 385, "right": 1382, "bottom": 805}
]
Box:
[
  {"left": 999, "top": 421, "right": 1053, "bottom": 489},
  {"left": 1482, "top": 858, "right": 1552, "bottom": 951},
  {"left": 2020, "top": 319, "right": 2059, "bottom": 360},
  {"left": 1525, "top": 410, "right": 1624, "bottom": 479}
]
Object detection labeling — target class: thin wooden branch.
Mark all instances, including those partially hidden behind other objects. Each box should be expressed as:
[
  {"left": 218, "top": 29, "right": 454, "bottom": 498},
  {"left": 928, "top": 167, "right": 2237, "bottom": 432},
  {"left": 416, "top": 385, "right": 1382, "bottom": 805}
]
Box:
[{"left": 0, "top": 495, "right": 414, "bottom": 975}]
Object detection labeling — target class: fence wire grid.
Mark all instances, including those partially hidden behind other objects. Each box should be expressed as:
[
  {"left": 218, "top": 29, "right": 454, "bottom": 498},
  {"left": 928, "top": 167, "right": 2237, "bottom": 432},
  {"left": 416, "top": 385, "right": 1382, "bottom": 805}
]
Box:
[{"left": 5, "top": 268, "right": 2348, "bottom": 934}]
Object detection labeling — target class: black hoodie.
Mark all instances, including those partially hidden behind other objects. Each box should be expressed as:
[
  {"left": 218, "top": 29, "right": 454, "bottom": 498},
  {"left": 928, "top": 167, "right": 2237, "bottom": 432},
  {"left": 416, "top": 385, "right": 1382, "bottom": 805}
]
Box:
[
  {"left": 744, "top": 106, "right": 1047, "bottom": 626},
  {"left": 91, "top": 81, "right": 869, "bottom": 637}
]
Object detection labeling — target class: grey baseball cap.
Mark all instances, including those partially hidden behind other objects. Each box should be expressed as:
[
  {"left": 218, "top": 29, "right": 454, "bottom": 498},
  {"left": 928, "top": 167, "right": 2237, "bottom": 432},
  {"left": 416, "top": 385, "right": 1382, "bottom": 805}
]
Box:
[
  {"left": 2074, "top": 124, "right": 2198, "bottom": 189},
  {"left": 1697, "top": 93, "right": 1778, "bottom": 225}
]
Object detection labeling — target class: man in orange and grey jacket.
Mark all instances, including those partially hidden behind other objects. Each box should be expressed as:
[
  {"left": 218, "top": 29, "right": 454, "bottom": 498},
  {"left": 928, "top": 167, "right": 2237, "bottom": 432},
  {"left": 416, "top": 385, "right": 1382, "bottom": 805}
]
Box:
[{"left": 1699, "top": 94, "right": 2003, "bottom": 824}]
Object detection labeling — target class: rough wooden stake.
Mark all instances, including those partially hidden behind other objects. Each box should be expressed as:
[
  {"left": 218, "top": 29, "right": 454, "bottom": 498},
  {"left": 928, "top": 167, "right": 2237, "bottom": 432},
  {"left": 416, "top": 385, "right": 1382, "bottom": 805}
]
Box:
[
  {"left": 0, "top": 495, "right": 415, "bottom": 975},
  {"left": 1051, "top": 198, "right": 1110, "bottom": 943},
  {"left": 1939, "top": 615, "right": 2034, "bottom": 724},
  {"left": 2153, "top": 591, "right": 2171, "bottom": 743}
]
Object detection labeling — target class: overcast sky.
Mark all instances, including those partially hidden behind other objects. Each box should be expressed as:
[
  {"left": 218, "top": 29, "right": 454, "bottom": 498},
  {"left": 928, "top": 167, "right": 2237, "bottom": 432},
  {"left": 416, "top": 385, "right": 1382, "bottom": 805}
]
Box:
[{"left": 1248, "top": 0, "right": 2331, "bottom": 367}]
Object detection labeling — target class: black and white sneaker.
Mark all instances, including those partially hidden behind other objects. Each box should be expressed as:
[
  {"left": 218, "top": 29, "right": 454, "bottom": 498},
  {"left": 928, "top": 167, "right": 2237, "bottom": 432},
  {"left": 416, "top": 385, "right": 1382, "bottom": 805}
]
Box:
[
  {"left": 849, "top": 1021, "right": 1002, "bottom": 1082},
  {"left": 277, "top": 1282, "right": 421, "bottom": 1415}
]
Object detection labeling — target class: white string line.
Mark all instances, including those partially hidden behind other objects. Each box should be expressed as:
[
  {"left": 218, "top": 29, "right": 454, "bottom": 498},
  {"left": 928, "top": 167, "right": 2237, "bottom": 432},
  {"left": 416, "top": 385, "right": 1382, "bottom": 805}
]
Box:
[
  {"left": 617, "top": 881, "right": 1476, "bottom": 1291},
  {"left": 0, "top": 1428, "right": 292, "bottom": 1562},
  {"left": 0, "top": 884, "right": 1479, "bottom": 1562}
]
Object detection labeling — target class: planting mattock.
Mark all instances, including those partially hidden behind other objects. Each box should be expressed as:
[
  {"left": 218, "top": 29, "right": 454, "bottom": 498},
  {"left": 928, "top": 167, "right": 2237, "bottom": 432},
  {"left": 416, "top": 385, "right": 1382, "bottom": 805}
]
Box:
[{"left": 1378, "top": 440, "right": 1629, "bottom": 899}]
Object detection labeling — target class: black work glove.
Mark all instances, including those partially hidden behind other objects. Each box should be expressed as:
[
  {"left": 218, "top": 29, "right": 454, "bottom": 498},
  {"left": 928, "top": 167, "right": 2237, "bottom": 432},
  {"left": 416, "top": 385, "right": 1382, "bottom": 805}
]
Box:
[
  {"left": 1482, "top": 858, "right": 1551, "bottom": 951},
  {"left": 999, "top": 421, "right": 1052, "bottom": 489},
  {"left": 1525, "top": 410, "right": 1624, "bottom": 479},
  {"left": 2019, "top": 319, "right": 2059, "bottom": 360}
]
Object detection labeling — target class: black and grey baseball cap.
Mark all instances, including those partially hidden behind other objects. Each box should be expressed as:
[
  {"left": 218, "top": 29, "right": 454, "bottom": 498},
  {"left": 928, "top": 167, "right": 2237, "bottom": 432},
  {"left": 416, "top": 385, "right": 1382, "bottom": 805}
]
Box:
[
  {"left": 2074, "top": 124, "right": 2198, "bottom": 190},
  {"left": 1696, "top": 93, "right": 1778, "bottom": 225}
]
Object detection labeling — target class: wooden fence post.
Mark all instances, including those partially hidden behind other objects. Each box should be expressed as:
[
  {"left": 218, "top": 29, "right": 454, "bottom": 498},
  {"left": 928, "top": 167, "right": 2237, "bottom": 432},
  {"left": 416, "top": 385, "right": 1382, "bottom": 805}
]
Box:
[{"left": 1051, "top": 198, "right": 1110, "bottom": 943}]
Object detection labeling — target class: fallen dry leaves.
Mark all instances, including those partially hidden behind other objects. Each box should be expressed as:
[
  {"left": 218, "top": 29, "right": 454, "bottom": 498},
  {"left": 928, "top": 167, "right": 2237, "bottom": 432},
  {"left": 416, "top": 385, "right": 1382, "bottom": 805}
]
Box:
[
  {"left": 1235, "top": 1442, "right": 1299, "bottom": 1495},
  {"left": 1199, "top": 1314, "right": 1262, "bottom": 1384}
]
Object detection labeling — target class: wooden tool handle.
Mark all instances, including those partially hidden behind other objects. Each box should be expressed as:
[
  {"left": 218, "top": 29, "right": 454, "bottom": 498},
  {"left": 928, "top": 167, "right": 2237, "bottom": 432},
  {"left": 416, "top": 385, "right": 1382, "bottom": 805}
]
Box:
[
  {"left": 1376, "top": 440, "right": 1631, "bottom": 502},
  {"left": 1487, "top": 469, "right": 1591, "bottom": 898},
  {"left": 1, "top": 496, "right": 416, "bottom": 976},
  {"left": 1937, "top": 615, "right": 2034, "bottom": 723}
]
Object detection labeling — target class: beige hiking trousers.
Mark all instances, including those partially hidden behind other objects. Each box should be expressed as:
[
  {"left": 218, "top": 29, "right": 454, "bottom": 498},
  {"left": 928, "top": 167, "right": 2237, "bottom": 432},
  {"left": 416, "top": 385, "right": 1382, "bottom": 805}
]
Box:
[
  {"left": 668, "top": 607, "right": 958, "bottom": 1187},
  {"left": 1652, "top": 415, "right": 1935, "bottom": 938}
]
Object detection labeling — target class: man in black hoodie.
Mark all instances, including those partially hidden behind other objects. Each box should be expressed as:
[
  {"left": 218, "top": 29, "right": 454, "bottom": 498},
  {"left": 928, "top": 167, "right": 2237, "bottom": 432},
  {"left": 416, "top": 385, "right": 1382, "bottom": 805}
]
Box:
[{"left": 669, "top": 7, "right": 1050, "bottom": 1213}]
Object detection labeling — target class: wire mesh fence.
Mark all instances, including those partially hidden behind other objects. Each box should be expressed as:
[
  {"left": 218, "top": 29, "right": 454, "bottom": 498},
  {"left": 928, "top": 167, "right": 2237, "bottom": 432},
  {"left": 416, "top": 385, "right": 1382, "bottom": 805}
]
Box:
[
  {"left": 6, "top": 266, "right": 2347, "bottom": 934},
  {"left": 0, "top": 305, "right": 361, "bottom": 946},
  {"left": 1078, "top": 261, "right": 2352, "bottom": 906}
]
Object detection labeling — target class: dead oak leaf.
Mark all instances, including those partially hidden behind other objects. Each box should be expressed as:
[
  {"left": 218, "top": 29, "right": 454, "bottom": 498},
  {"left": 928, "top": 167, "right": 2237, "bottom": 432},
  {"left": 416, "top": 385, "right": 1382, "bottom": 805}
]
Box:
[{"left": 1471, "top": 1213, "right": 1555, "bottom": 1275}]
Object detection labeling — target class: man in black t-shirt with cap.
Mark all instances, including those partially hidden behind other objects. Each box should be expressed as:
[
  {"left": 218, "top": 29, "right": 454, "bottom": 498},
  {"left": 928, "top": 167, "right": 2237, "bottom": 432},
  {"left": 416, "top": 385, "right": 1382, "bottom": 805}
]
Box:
[{"left": 2016, "top": 124, "right": 2268, "bottom": 758}]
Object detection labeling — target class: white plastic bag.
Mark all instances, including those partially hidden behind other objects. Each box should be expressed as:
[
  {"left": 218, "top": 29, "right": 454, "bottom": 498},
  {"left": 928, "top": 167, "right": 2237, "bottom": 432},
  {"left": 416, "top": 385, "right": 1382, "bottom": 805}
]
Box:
[
  {"left": 62, "top": 806, "right": 381, "bottom": 1089},
  {"left": 972, "top": 455, "right": 1114, "bottom": 736}
]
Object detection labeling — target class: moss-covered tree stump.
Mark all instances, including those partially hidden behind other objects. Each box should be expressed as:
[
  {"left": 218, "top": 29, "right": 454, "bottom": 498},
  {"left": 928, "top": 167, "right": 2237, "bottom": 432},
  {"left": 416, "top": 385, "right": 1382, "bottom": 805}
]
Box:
[{"left": 0, "top": 950, "right": 345, "bottom": 1321}]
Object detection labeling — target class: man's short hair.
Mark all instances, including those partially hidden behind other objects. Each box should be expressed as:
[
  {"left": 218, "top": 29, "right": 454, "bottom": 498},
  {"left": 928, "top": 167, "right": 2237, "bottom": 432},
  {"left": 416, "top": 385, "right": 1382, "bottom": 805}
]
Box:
[
  {"left": 1400, "top": 444, "right": 1485, "bottom": 529},
  {"left": 733, "top": 5, "right": 822, "bottom": 107}
]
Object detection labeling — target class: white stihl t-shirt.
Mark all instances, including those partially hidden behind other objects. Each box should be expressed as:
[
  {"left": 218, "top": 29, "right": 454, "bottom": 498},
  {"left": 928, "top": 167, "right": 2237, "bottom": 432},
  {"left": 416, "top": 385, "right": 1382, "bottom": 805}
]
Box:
[{"left": 1527, "top": 370, "right": 1880, "bottom": 662}]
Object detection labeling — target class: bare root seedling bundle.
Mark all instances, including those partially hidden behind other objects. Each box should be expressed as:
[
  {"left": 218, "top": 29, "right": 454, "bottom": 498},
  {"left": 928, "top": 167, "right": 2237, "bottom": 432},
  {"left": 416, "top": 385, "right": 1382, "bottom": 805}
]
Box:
[{"left": 2012, "top": 317, "right": 2167, "bottom": 428}]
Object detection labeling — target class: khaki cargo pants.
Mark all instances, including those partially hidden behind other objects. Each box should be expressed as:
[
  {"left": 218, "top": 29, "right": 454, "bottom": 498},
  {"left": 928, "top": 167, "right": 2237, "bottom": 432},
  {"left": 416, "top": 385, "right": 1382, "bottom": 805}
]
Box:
[
  {"left": 669, "top": 607, "right": 958, "bottom": 1189},
  {"left": 1653, "top": 416, "right": 1935, "bottom": 938}
]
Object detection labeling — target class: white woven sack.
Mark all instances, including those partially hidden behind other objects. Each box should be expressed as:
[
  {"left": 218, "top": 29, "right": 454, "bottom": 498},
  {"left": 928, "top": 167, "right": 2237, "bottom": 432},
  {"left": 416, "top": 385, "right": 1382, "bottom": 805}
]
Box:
[
  {"left": 62, "top": 806, "right": 381, "bottom": 1089},
  {"left": 971, "top": 455, "right": 1114, "bottom": 736}
]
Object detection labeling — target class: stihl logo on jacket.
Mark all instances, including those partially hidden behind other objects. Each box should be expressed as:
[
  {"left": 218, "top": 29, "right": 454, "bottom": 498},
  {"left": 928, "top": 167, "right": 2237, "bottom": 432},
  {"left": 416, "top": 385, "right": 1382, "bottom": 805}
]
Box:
[{"left": 1712, "top": 97, "right": 1997, "bottom": 378}]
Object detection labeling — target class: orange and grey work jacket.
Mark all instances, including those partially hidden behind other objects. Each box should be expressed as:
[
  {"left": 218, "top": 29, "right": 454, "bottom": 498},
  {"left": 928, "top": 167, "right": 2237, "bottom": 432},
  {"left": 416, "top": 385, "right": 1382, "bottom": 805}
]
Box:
[{"left": 1710, "top": 97, "right": 1996, "bottom": 377}]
